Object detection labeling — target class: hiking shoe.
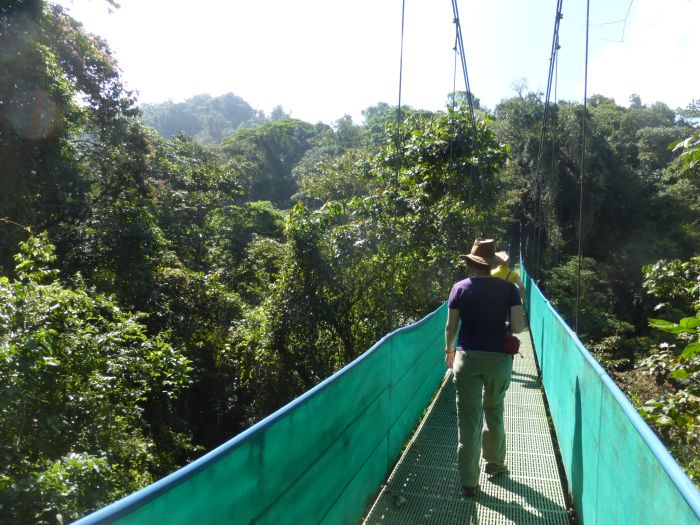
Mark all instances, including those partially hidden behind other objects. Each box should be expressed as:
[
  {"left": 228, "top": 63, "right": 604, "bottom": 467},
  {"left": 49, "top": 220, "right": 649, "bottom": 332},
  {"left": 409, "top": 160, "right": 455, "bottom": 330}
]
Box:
[
  {"left": 485, "top": 463, "right": 508, "bottom": 475},
  {"left": 462, "top": 486, "right": 478, "bottom": 498}
]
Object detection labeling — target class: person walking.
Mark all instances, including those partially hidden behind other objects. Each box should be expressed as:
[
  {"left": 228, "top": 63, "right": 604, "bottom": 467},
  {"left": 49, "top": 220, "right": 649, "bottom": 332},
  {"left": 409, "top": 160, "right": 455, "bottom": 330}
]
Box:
[
  {"left": 491, "top": 251, "right": 525, "bottom": 301},
  {"left": 444, "top": 238, "right": 524, "bottom": 498}
]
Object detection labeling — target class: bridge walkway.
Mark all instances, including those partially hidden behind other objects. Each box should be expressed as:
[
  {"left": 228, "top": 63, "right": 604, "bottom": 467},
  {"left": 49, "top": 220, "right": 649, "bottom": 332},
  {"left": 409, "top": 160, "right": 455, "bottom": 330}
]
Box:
[{"left": 363, "top": 328, "right": 571, "bottom": 524}]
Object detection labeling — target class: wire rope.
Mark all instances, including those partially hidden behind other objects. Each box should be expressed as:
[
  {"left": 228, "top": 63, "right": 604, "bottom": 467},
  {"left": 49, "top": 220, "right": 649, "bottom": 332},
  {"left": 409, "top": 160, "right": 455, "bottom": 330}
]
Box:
[
  {"left": 396, "top": 0, "right": 406, "bottom": 160},
  {"left": 550, "top": 40, "right": 559, "bottom": 262},
  {"left": 449, "top": 34, "right": 458, "bottom": 196},
  {"left": 450, "top": 0, "right": 482, "bottom": 219},
  {"left": 387, "top": 0, "right": 407, "bottom": 333},
  {"left": 394, "top": 0, "right": 406, "bottom": 201},
  {"left": 449, "top": 33, "right": 458, "bottom": 165},
  {"left": 450, "top": 0, "right": 476, "bottom": 128},
  {"left": 532, "top": 0, "right": 564, "bottom": 281},
  {"left": 575, "top": 0, "right": 591, "bottom": 332}
]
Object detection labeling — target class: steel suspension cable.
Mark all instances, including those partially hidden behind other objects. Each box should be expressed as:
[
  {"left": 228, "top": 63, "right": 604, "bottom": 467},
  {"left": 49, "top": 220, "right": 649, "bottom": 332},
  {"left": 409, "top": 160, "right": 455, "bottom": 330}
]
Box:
[
  {"left": 541, "top": 1, "right": 564, "bottom": 143},
  {"left": 575, "top": 0, "right": 591, "bottom": 332},
  {"left": 388, "top": 0, "right": 407, "bottom": 331},
  {"left": 394, "top": 0, "right": 406, "bottom": 196},
  {"left": 396, "top": 0, "right": 406, "bottom": 156},
  {"left": 450, "top": 0, "right": 483, "bottom": 213},
  {"left": 533, "top": 0, "right": 564, "bottom": 281},
  {"left": 450, "top": 0, "right": 476, "bottom": 128},
  {"left": 451, "top": 35, "right": 458, "bottom": 120},
  {"left": 449, "top": 32, "right": 476, "bottom": 214},
  {"left": 550, "top": 43, "right": 559, "bottom": 257},
  {"left": 449, "top": 35, "right": 458, "bottom": 179}
]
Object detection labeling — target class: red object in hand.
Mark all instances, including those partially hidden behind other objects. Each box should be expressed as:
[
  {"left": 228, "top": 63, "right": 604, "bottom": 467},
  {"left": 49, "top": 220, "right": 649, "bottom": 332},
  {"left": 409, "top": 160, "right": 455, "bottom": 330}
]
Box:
[{"left": 503, "top": 336, "right": 520, "bottom": 355}]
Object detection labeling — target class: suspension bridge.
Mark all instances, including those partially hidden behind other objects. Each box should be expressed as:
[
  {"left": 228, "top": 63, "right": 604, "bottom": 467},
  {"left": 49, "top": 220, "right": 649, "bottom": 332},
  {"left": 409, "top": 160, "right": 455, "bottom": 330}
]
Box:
[
  {"left": 72, "top": 0, "right": 700, "bottom": 522},
  {"left": 73, "top": 266, "right": 700, "bottom": 524}
]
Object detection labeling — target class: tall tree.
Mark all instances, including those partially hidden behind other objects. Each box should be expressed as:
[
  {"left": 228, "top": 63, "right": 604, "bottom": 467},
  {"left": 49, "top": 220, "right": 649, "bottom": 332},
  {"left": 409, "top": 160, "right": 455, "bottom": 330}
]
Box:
[
  {"left": 0, "top": 1, "right": 136, "bottom": 274},
  {"left": 140, "top": 92, "right": 262, "bottom": 144},
  {"left": 0, "top": 233, "right": 190, "bottom": 524},
  {"left": 235, "top": 102, "right": 509, "bottom": 418},
  {"left": 220, "top": 119, "right": 320, "bottom": 206}
]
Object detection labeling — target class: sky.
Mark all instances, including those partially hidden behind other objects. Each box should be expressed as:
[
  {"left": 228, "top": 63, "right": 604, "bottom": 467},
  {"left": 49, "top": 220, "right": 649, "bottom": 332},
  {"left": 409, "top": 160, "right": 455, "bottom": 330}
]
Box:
[{"left": 55, "top": 0, "right": 700, "bottom": 125}]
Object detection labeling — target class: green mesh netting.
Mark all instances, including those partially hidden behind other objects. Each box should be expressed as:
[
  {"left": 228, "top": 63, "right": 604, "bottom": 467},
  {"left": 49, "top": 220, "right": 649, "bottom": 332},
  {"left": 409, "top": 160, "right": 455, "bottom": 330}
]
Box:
[
  {"left": 74, "top": 303, "right": 448, "bottom": 525},
  {"left": 521, "top": 265, "right": 700, "bottom": 525},
  {"left": 75, "top": 267, "right": 700, "bottom": 525}
]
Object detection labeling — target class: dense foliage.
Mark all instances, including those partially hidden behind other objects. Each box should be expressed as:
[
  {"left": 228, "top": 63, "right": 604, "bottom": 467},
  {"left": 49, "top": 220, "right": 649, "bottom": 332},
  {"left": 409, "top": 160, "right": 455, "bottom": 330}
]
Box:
[
  {"left": 140, "top": 92, "right": 267, "bottom": 144},
  {"left": 1, "top": 1, "right": 698, "bottom": 521},
  {"left": 496, "top": 90, "right": 699, "bottom": 483},
  {"left": 637, "top": 257, "right": 700, "bottom": 481},
  {"left": 0, "top": 233, "right": 191, "bottom": 524}
]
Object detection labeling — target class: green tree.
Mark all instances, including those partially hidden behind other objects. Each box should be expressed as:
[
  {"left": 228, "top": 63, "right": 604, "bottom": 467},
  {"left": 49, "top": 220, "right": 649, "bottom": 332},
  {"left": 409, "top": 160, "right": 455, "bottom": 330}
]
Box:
[
  {"left": 495, "top": 91, "right": 697, "bottom": 341},
  {"left": 636, "top": 126, "right": 688, "bottom": 176},
  {"left": 638, "top": 257, "right": 700, "bottom": 484},
  {"left": 0, "top": 1, "right": 136, "bottom": 275},
  {"left": 543, "top": 257, "right": 635, "bottom": 364},
  {"left": 292, "top": 116, "right": 371, "bottom": 207},
  {"left": 140, "top": 92, "right": 261, "bottom": 144},
  {"left": 203, "top": 200, "right": 286, "bottom": 296},
  {"left": 269, "top": 104, "right": 290, "bottom": 121},
  {"left": 676, "top": 99, "right": 700, "bottom": 126},
  {"left": 146, "top": 132, "right": 241, "bottom": 271},
  {"left": 295, "top": 149, "right": 374, "bottom": 207},
  {"left": 220, "top": 119, "right": 320, "bottom": 206},
  {"left": 0, "top": 233, "right": 191, "bottom": 523},
  {"left": 235, "top": 103, "right": 509, "bottom": 420},
  {"left": 447, "top": 90, "right": 481, "bottom": 110}
]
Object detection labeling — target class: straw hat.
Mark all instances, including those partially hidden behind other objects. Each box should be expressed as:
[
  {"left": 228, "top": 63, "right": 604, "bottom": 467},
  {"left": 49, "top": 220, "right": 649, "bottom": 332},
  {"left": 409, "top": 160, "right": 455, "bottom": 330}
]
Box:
[
  {"left": 496, "top": 251, "right": 509, "bottom": 265},
  {"left": 461, "top": 238, "right": 506, "bottom": 268}
]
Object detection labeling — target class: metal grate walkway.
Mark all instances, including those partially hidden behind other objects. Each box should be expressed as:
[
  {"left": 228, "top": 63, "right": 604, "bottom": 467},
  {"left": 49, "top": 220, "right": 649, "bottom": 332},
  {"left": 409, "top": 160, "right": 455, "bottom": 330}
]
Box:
[{"left": 363, "top": 329, "right": 571, "bottom": 524}]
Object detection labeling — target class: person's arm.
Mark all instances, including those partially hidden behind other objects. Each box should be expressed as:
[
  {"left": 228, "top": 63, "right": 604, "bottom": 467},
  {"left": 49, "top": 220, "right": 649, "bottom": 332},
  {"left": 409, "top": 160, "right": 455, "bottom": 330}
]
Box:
[
  {"left": 510, "top": 304, "right": 524, "bottom": 333},
  {"left": 515, "top": 277, "right": 525, "bottom": 303},
  {"left": 507, "top": 277, "right": 525, "bottom": 333},
  {"left": 445, "top": 308, "right": 460, "bottom": 368}
]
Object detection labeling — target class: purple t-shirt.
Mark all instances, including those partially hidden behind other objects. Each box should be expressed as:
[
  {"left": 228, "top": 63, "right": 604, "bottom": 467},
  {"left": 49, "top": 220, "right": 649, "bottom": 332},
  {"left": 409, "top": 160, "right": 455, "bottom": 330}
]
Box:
[{"left": 448, "top": 277, "right": 521, "bottom": 352}]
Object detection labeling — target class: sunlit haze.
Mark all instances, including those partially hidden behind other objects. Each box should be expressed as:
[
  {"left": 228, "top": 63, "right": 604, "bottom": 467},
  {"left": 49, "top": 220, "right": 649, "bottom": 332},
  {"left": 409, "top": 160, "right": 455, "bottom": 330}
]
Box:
[{"left": 56, "top": 0, "right": 700, "bottom": 124}]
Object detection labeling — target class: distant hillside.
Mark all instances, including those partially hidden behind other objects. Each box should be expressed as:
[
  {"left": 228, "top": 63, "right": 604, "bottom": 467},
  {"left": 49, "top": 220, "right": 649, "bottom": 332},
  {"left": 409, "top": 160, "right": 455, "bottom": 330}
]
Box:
[{"left": 139, "top": 92, "right": 270, "bottom": 144}]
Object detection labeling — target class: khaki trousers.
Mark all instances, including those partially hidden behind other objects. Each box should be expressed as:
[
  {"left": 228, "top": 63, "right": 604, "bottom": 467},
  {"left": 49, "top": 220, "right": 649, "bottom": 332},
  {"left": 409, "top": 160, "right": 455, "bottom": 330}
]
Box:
[{"left": 452, "top": 349, "right": 513, "bottom": 487}]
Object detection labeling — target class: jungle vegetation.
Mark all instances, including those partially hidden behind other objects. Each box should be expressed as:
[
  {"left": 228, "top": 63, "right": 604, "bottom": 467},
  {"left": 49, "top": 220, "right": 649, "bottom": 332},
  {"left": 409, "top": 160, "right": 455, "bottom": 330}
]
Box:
[{"left": 1, "top": 1, "right": 698, "bottom": 522}]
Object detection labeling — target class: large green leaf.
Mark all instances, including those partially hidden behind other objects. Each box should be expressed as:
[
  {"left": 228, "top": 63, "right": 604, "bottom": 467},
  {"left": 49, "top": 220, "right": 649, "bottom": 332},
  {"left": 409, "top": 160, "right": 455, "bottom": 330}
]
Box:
[
  {"left": 679, "top": 316, "right": 700, "bottom": 330},
  {"left": 648, "top": 318, "right": 687, "bottom": 334},
  {"left": 679, "top": 341, "right": 700, "bottom": 360},
  {"left": 670, "top": 369, "right": 689, "bottom": 380}
]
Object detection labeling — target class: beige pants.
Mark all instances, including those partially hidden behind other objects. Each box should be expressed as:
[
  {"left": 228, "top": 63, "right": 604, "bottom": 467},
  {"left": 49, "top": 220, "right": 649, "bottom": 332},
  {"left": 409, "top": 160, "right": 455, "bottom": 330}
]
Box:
[{"left": 452, "top": 349, "right": 513, "bottom": 487}]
